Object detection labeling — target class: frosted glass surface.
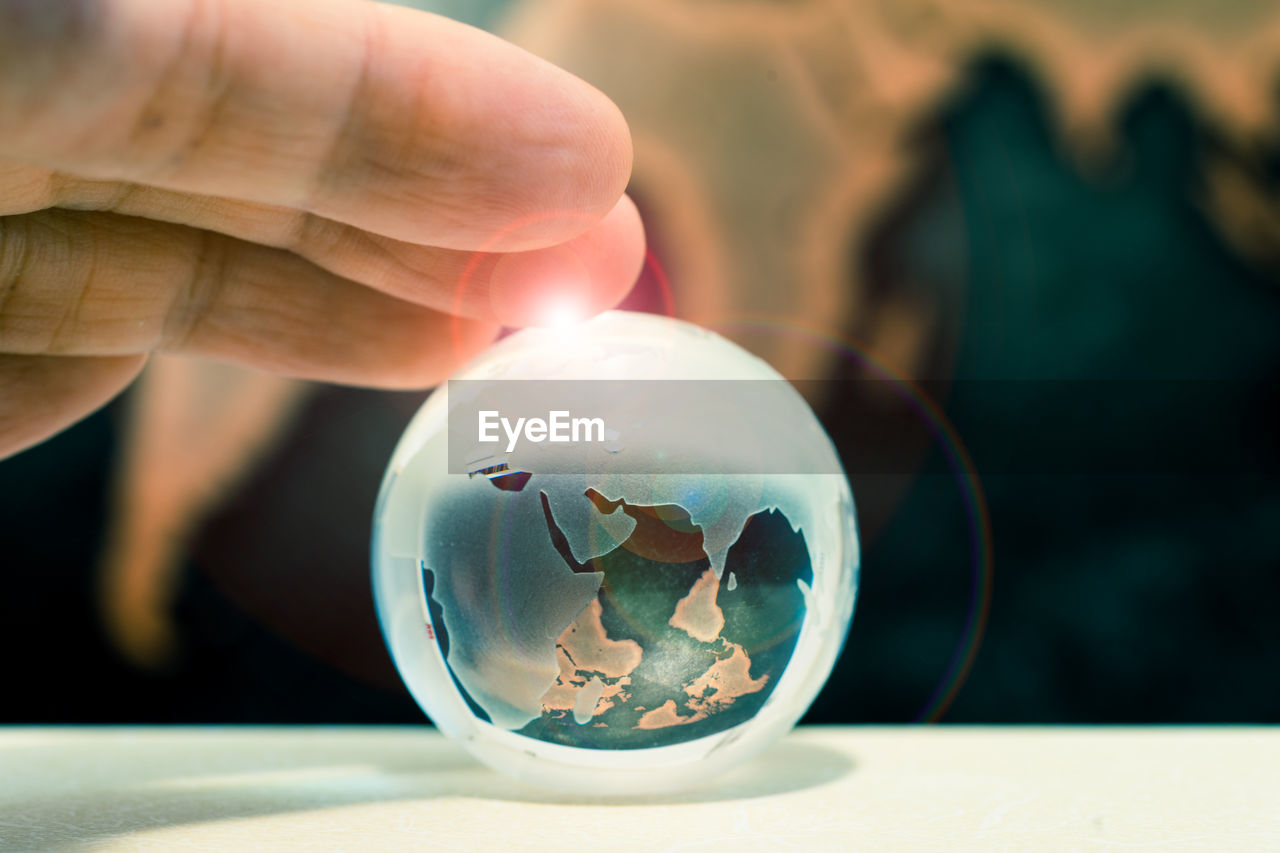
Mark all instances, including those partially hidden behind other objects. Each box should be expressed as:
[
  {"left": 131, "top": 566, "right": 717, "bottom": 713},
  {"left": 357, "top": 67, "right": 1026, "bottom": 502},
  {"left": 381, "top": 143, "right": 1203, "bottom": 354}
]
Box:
[{"left": 372, "top": 312, "right": 858, "bottom": 793}]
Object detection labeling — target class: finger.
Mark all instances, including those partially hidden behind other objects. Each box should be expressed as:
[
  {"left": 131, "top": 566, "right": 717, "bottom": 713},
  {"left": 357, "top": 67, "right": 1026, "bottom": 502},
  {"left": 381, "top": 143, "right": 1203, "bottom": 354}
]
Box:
[
  {"left": 279, "top": 192, "right": 646, "bottom": 326},
  {"left": 0, "top": 0, "right": 632, "bottom": 250},
  {"left": 0, "top": 352, "right": 146, "bottom": 458},
  {"left": 23, "top": 168, "right": 645, "bottom": 325},
  {"left": 0, "top": 209, "right": 498, "bottom": 386}
]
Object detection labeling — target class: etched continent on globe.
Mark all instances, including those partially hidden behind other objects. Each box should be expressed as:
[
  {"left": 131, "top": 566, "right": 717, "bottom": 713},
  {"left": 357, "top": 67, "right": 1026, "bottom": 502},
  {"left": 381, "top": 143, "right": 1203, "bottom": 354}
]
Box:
[{"left": 420, "top": 480, "right": 813, "bottom": 749}]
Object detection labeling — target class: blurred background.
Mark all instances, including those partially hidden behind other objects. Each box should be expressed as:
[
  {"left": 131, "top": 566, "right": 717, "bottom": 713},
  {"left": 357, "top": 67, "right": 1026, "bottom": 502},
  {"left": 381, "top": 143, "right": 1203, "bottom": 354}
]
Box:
[{"left": 3, "top": 0, "right": 1278, "bottom": 726}]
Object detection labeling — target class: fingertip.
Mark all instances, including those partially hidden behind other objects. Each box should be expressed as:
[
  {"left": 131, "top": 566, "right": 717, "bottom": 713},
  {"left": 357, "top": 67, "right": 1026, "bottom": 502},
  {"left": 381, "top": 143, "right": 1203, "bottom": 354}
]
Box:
[
  {"left": 484, "top": 194, "right": 645, "bottom": 328},
  {"left": 586, "top": 192, "right": 645, "bottom": 308}
]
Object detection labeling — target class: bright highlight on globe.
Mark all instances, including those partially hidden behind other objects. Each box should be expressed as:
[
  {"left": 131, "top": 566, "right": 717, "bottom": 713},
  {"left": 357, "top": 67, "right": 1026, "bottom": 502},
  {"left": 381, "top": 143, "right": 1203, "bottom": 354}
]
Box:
[{"left": 372, "top": 311, "right": 859, "bottom": 794}]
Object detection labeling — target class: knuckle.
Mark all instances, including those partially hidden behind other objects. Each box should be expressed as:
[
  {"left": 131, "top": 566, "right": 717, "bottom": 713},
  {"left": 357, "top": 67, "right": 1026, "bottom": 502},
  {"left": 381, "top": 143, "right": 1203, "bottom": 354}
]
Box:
[
  {"left": 122, "top": 0, "right": 233, "bottom": 178},
  {"left": 306, "top": 7, "right": 380, "bottom": 209},
  {"left": 0, "top": 212, "right": 82, "bottom": 354},
  {"left": 307, "top": 4, "right": 441, "bottom": 212},
  {"left": 0, "top": 215, "right": 32, "bottom": 289},
  {"left": 0, "top": 215, "right": 34, "bottom": 331},
  {"left": 163, "top": 227, "right": 226, "bottom": 350}
]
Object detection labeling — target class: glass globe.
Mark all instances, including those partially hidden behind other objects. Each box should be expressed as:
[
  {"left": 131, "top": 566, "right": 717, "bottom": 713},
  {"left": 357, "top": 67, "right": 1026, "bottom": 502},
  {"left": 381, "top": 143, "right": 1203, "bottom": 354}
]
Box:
[{"left": 372, "top": 311, "right": 858, "bottom": 794}]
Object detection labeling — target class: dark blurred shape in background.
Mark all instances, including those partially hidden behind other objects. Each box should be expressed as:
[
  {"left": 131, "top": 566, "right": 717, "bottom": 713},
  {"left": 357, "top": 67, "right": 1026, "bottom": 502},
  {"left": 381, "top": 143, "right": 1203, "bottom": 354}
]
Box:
[{"left": 3, "top": 1, "right": 1279, "bottom": 725}]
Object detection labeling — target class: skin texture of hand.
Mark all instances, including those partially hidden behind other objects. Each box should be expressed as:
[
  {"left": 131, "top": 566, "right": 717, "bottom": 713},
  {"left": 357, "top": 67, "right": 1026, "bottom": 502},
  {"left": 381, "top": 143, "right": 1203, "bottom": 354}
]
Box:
[{"left": 0, "top": 0, "right": 645, "bottom": 459}]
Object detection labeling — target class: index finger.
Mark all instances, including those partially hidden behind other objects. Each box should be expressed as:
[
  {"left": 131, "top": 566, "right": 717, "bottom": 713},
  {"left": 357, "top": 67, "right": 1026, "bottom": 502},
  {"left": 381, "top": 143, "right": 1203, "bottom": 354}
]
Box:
[{"left": 0, "top": 0, "right": 632, "bottom": 250}]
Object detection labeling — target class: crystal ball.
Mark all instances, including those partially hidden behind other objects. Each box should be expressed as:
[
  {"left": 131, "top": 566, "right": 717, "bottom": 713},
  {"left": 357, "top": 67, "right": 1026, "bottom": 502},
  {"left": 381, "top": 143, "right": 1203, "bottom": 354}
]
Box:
[{"left": 372, "top": 311, "right": 858, "bottom": 794}]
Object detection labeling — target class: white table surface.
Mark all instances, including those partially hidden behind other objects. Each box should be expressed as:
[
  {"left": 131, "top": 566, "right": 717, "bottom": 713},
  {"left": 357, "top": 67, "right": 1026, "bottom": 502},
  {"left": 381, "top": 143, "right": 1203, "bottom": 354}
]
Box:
[{"left": 2, "top": 726, "right": 1277, "bottom": 851}]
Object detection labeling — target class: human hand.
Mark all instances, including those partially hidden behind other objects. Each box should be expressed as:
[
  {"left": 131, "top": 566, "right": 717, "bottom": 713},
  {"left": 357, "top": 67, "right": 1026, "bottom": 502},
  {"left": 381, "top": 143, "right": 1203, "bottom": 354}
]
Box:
[{"left": 0, "top": 0, "right": 644, "bottom": 458}]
